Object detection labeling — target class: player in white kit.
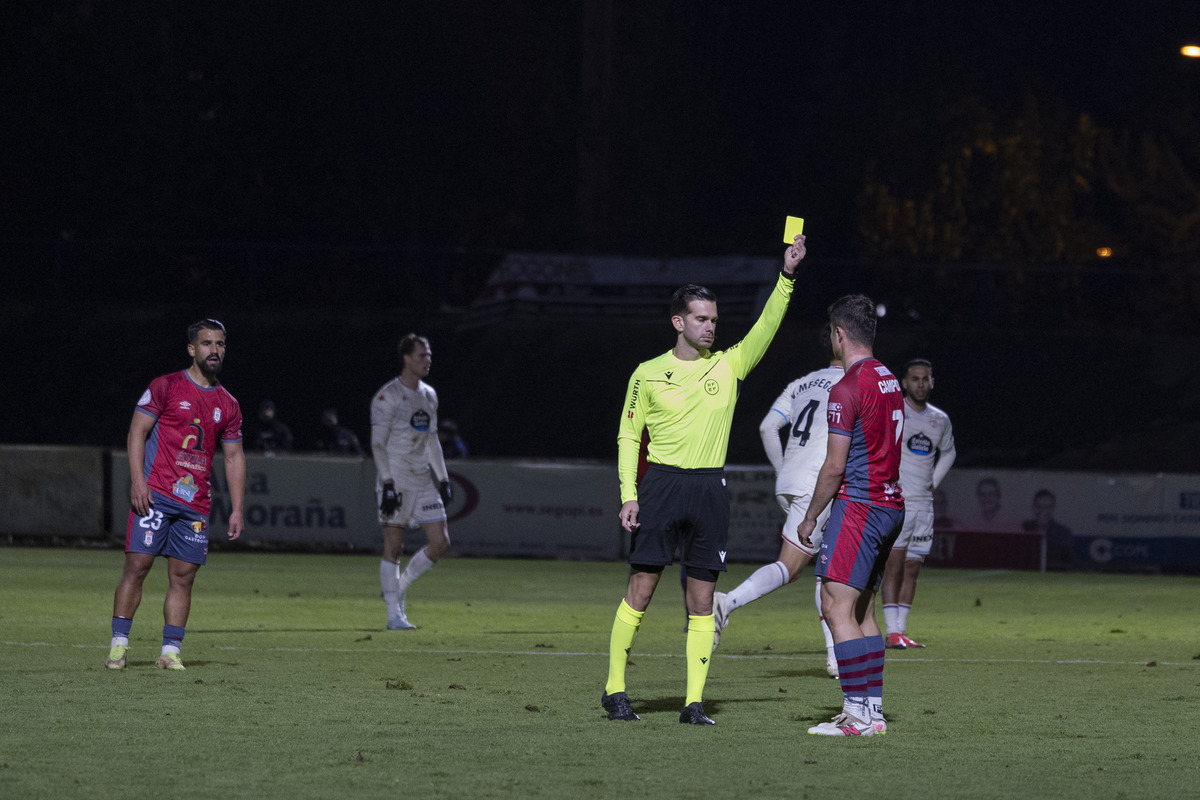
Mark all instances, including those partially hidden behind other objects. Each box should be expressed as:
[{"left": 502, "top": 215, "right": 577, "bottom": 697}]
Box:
[
  {"left": 370, "top": 333, "right": 454, "bottom": 630},
  {"left": 881, "top": 359, "right": 956, "bottom": 648},
  {"left": 712, "top": 325, "right": 843, "bottom": 676}
]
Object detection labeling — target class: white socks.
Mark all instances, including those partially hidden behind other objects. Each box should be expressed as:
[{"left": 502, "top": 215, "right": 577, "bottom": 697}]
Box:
[
  {"left": 380, "top": 558, "right": 401, "bottom": 611},
  {"left": 883, "top": 603, "right": 912, "bottom": 635},
  {"left": 816, "top": 578, "right": 835, "bottom": 650},
  {"left": 725, "top": 560, "right": 788, "bottom": 611},
  {"left": 398, "top": 547, "right": 434, "bottom": 591}
]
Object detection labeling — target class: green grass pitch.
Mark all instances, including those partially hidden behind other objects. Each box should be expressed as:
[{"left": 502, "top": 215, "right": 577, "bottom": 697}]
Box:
[{"left": 1, "top": 547, "right": 1197, "bottom": 799}]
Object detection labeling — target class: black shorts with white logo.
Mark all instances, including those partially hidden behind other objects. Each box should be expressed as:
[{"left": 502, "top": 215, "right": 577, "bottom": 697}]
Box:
[{"left": 629, "top": 464, "right": 730, "bottom": 573}]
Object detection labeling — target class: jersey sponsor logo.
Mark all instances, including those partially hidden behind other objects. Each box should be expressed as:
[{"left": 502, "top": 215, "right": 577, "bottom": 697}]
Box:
[
  {"left": 878, "top": 378, "right": 900, "bottom": 394},
  {"left": 874, "top": 366, "right": 892, "bottom": 377},
  {"left": 906, "top": 432, "right": 934, "bottom": 456},
  {"left": 175, "top": 451, "right": 209, "bottom": 473},
  {"left": 827, "top": 401, "right": 843, "bottom": 424},
  {"left": 704, "top": 379, "right": 719, "bottom": 396},
  {"left": 213, "top": 408, "right": 222, "bottom": 423},
  {"left": 410, "top": 409, "right": 431, "bottom": 431},
  {"left": 137, "top": 389, "right": 152, "bottom": 406},
  {"left": 180, "top": 401, "right": 192, "bottom": 410},
  {"left": 172, "top": 474, "right": 199, "bottom": 503},
  {"left": 627, "top": 379, "right": 641, "bottom": 418}
]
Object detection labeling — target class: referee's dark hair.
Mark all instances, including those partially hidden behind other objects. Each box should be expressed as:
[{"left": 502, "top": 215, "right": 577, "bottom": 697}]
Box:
[{"left": 670, "top": 284, "right": 717, "bottom": 319}]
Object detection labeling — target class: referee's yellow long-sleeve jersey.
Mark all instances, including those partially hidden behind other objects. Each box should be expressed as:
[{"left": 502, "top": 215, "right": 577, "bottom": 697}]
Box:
[{"left": 618, "top": 271, "right": 796, "bottom": 503}]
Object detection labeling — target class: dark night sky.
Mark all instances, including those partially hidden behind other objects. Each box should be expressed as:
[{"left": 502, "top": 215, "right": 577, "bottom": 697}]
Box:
[
  {"left": 6, "top": 1, "right": 1199, "bottom": 256},
  {"left": 4, "top": 2, "right": 1200, "bottom": 468}
]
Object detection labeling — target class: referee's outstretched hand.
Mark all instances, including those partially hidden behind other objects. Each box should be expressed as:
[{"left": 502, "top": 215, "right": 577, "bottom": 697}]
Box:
[{"left": 784, "top": 234, "right": 806, "bottom": 274}]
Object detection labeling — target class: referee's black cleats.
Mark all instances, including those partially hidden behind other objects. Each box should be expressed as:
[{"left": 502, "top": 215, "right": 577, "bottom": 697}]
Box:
[
  {"left": 679, "top": 702, "right": 715, "bottom": 725},
  {"left": 601, "top": 691, "right": 640, "bottom": 721}
]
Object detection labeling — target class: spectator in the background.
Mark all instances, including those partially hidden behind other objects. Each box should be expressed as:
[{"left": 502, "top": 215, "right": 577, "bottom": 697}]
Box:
[
  {"left": 975, "top": 477, "right": 1002, "bottom": 525},
  {"left": 252, "top": 399, "right": 293, "bottom": 456},
  {"left": 438, "top": 418, "right": 468, "bottom": 460},
  {"left": 315, "top": 408, "right": 363, "bottom": 456},
  {"left": 1022, "top": 489, "right": 1073, "bottom": 571}
]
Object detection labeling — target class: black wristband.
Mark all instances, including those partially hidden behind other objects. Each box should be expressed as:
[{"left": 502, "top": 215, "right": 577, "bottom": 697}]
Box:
[{"left": 780, "top": 266, "right": 798, "bottom": 280}]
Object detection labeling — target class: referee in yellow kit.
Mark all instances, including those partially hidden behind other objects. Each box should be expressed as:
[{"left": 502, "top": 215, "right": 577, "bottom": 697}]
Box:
[{"left": 601, "top": 234, "right": 807, "bottom": 725}]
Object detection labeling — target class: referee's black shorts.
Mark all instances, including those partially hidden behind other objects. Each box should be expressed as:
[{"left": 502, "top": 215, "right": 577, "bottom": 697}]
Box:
[{"left": 628, "top": 464, "right": 730, "bottom": 573}]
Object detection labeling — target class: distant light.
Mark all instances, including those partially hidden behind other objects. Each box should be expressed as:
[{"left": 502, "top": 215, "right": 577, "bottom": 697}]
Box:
[
  {"left": 1096, "top": 247, "right": 1113, "bottom": 258},
  {"left": 875, "top": 303, "right": 887, "bottom": 318},
  {"left": 1182, "top": 45, "right": 1200, "bottom": 57}
]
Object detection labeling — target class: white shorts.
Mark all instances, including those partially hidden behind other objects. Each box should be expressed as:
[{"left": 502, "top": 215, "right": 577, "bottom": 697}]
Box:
[
  {"left": 894, "top": 504, "right": 933, "bottom": 560},
  {"left": 778, "top": 493, "right": 832, "bottom": 554},
  {"left": 376, "top": 476, "right": 446, "bottom": 528}
]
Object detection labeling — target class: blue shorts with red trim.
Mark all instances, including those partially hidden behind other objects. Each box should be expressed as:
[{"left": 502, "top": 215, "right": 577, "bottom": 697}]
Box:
[
  {"left": 126, "top": 490, "right": 210, "bottom": 565},
  {"left": 813, "top": 499, "right": 904, "bottom": 591}
]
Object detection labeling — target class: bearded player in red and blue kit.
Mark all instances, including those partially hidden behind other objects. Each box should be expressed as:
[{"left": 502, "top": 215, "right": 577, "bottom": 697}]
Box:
[
  {"left": 796, "top": 295, "right": 905, "bottom": 736},
  {"left": 105, "top": 319, "right": 246, "bottom": 671}
]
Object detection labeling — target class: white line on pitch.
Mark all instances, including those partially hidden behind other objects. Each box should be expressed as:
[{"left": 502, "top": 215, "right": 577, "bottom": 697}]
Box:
[{"left": 6, "top": 641, "right": 1197, "bottom": 667}]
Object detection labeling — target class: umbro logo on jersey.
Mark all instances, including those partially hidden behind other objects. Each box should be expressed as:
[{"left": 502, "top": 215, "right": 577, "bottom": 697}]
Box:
[
  {"left": 719, "top": 550, "right": 727, "bottom": 563},
  {"left": 180, "top": 401, "right": 191, "bottom": 410}
]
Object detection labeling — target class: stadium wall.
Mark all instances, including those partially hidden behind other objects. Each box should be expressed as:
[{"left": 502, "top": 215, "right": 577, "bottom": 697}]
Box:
[{"left": 2, "top": 446, "right": 1198, "bottom": 571}]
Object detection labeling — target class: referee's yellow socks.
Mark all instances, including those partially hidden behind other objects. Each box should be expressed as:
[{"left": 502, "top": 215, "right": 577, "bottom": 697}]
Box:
[
  {"left": 605, "top": 599, "right": 644, "bottom": 695},
  {"left": 685, "top": 613, "right": 717, "bottom": 705}
]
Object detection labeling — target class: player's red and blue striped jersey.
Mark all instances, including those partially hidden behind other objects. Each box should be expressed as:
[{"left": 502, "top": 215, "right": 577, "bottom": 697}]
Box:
[
  {"left": 826, "top": 357, "right": 904, "bottom": 509},
  {"left": 136, "top": 371, "right": 243, "bottom": 514}
]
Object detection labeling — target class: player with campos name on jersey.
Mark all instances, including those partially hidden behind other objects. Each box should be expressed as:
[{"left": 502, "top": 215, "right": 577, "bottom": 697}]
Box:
[{"left": 798, "top": 295, "right": 905, "bottom": 737}]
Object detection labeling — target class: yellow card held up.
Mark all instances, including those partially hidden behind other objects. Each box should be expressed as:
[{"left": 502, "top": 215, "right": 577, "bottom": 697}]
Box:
[{"left": 783, "top": 216, "right": 805, "bottom": 244}]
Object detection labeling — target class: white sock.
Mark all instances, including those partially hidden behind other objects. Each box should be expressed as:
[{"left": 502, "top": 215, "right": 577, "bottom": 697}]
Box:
[
  {"left": 398, "top": 547, "right": 434, "bottom": 592},
  {"left": 883, "top": 604, "right": 900, "bottom": 635},
  {"left": 111, "top": 636, "right": 129, "bottom": 648},
  {"left": 842, "top": 696, "right": 870, "bottom": 723},
  {"left": 821, "top": 622, "right": 836, "bottom": 652},
  {"left": 897, "top": 604, "right": 912, "bottom": 633},
  {"left": 161, "top": 644, "right": 181, "bottom": 656},
  {"left": 726, "top": 561, "right": 788, "bottom": 611},
  {"left": 816, "top": 578, "right": 835, "bottom": 649},
  {"left": 870, "top": 696, "right": 884, "bottom": 720},
  {"left": 380, "top": 558, "right": 401, "bottom": 612}
]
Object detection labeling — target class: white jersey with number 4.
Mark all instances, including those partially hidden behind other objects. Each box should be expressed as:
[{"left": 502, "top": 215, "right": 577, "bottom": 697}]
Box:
[
  {"left": 898, "top": 399, "right": 955, "bottom": 504},
  {"left": 765, "top": 365, "right": 843, "bottom": 498},
  {"left": 370, "top": 377, "right": 448, "bottom": 487}
]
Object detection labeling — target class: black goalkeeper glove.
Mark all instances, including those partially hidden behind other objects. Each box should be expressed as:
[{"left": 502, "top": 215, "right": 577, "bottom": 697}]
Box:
[
  {"left": 438, "top": 480, "right": 453, "bottom": 504},
  {"left": 380, "top": 483, "right": 401, "bottom": 516}
]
